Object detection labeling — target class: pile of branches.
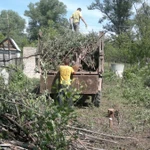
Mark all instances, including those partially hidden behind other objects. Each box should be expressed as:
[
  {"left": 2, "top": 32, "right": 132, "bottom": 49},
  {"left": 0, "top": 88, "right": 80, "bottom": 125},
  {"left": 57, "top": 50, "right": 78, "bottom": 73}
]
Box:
[
  {"left": 39, "top": 31, "right": 100, "bottom": 71},
  {"left": 0, "top": 81, "right": 77, "bottom": 150}
]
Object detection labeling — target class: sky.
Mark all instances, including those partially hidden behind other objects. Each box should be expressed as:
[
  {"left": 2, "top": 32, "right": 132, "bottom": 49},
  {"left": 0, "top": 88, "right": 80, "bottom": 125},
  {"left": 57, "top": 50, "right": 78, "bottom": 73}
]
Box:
[
  {"left": 0, "top": 0, "right": 104, "bottom": 34},
  {"left": 0, "top": 0, "right": 149, "bottom": 34},
  {"left": 59, "top": 0, "right": 104, "bottom": 33}
]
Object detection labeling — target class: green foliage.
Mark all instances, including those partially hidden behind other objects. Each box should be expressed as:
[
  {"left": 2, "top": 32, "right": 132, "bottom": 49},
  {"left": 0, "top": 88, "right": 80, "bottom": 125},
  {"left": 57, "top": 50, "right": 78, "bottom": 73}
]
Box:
[
  {"left": 103, "top": 64, "right": 150, "bottom": 108},
  {"left": 8, "top": 67, "right": 29, "bottom": 92},
  {"left": 114, "top": 33, "right": 132, "bottom": 63},
  {"left": 0, "top": 10, "right": 29, "bottom": 49},
  {"left": 132, "top": 2, "right": 150, "bottom": 63},
  {"left": 39, "top": 30, "right": 100, "bottom": 71},
  {"left": 0, "top": 67, "right": 78, "bottom": 149},
  {"left": 0, "top": 90, "right": 77, "bottom": 149},
  {"left": 122, "top": 65, "right": 150, "bottom": 107},
  {"left": 105, "top": 32, "right": 133, "bottom": 63},
  {"left": 103, "top": 68, "right": 123, "bottom": 101},
  {"left": 88, "top": 0, "right": 141, "bottom": 34},
  {"left": 0, "top": 33, "right": 5, "bottom": 42},
  {"left": 103, "top": 1, "right": 150, "bottom": 65},
  {"left": 103, "top": 68, "right": 118, "bottom": 83},
  {"left": 12, "top": 33, "right": 30, "bottom": 50},
  {"left": 58, "top": 86, "right": 82, "bottom": 105},
  {"left": 0, "top": 10, "right": 25, "bottom": 37},
  {"left": 39, "top": 20, "right": 59, "bottom": 40},
  {"left": 24, "top": 0, "right": 67, "bottom": 40}
]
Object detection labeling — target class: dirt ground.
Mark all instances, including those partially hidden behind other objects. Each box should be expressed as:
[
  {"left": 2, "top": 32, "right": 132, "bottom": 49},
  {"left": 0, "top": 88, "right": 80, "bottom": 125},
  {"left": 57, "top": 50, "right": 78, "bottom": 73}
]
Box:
[{"left": 74, "top": 83, "right": 150, "bottom": 150}]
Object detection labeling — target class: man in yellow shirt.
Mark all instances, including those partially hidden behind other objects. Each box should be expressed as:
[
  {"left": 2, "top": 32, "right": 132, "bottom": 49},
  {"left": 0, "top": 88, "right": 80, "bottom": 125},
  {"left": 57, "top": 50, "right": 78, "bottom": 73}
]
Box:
[
  {"left": 58, "top": 58, "right": 75, "bottom": 106},
  {"left": 70, "top": 8, "right": 87, "bottom": 32},
  {"left": 59, "top": 59, "right": 75, "bottom": 85}
]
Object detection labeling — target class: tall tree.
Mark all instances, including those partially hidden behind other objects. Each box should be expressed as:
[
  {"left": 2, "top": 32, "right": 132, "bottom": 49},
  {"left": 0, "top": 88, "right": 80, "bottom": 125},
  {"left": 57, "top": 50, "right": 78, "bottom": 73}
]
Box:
[
  {"left": 0, "top": 10, "right": 28, "bottom": 48},
  {"left": 0, "top": 10, "right": 26, "bottom": 37},
  {"left": 134, "top": 2, "right": 150, "bottom": 39},
  {"left": 88, "top": 0, "right": 141, "bottom": 35},
  {"left": 131, "top": 2, "right": 150, "bottom": 64},
  {"left": 24, "top": 0, "right": 67, "bottom": 40}
]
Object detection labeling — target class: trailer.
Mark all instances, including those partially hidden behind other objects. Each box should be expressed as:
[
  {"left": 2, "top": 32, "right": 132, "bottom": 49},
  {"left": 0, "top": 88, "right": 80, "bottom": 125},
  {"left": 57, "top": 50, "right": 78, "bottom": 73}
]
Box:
[{"left": 40, "top": 31, "right": 105, "bottom": 107}]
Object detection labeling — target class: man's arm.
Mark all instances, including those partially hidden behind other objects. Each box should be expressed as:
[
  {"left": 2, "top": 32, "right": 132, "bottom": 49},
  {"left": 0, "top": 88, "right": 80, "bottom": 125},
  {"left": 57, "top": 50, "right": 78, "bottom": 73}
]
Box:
[
  {"left": 69, "top": 17, "right": 72, "bottom": 24},
  {"left": 80, "top": 16, "right": 87, "bottom": 27},
  {"left": 72, "top": 64, "right": 80, "bottom": 73}
]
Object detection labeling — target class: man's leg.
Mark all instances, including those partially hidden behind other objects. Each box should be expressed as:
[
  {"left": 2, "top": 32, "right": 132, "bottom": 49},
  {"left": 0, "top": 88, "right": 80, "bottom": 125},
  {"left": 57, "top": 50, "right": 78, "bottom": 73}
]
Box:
[
  {"left": 58, "top": 84, "right": 64, "bottom": 106},
  {"left": 58, "top": 85, "right": 73, "bottom": 107},
  {"left": 73, "top": 23, "right": 79, "bottom": 32},
  {"left": 66, "top": 86, "right": 73, "bottom": 107}
]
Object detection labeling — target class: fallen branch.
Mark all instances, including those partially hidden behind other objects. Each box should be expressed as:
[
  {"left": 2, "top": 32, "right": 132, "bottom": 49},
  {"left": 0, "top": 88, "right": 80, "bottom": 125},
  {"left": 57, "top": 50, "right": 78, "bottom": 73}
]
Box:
[
  {"left": 86, "top": 146, "right": 106, "bottom": 150},
  {"left": 2, "top": 114, "right": 27, "bottom": 135},
  {"left": 0, "top": 143, "right": 27, "bottom": 150},
  {"left": 10, "top": 141, "right": 39, "bottom": 150},
  {"left": 68, "top": 130, "right": 88, "bottom": 150},
  {"left": 0, "top": 140, "right": 38, "bottom": 150},
  {"left": 85, "top": 134, "right": 118, "bottom": 144},
  {"left": 67, "top": 125, "right": 139, "bottom": 141},
  {"left": 0, "top": 98, "right": 41, "bottom": 115},
  {"left": 1, "top": 114, "right": 36, "bottom": 143},
  {"left": 82, "top": 141, "right": 105, "bottom": 150}
]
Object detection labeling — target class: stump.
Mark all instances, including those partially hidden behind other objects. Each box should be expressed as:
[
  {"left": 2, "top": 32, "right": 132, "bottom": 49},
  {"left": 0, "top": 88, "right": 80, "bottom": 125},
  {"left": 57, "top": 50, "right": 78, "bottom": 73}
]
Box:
[{"left": 108, "top": 108, "right": 115, "bottom": 128}]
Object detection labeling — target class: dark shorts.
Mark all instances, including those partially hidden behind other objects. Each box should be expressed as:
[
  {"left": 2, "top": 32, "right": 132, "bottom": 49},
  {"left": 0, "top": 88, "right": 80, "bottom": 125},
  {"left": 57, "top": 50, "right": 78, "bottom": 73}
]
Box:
[{"left": 73, "top": 22, "right": 79, "bottom": 32}]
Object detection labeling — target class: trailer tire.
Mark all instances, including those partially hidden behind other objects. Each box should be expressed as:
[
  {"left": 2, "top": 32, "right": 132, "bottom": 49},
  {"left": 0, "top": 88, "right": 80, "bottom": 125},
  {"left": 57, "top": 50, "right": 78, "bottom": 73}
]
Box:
[{"left": 93, "top": 90, "right": 101, "bottom": 107}]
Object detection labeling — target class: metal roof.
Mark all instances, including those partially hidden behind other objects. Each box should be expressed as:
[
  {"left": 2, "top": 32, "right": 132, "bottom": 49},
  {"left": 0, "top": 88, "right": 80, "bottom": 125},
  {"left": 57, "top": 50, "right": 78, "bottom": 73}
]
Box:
[{"left": 0, "top": 37, "right": 21, "bottom": 51}]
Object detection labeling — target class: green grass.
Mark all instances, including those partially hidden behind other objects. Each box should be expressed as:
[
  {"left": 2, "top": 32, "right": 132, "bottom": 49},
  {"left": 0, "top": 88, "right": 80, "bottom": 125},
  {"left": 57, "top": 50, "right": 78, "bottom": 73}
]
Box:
[{"left": 75, "top": 64, "right": 150, "bottom": 150}]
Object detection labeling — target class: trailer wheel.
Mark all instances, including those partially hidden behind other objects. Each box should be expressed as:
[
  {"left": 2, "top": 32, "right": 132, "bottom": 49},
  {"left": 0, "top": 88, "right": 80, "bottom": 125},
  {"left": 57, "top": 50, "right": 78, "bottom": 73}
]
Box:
[{"left": 92, "top": 90, "right": 101, "bottom": 107}]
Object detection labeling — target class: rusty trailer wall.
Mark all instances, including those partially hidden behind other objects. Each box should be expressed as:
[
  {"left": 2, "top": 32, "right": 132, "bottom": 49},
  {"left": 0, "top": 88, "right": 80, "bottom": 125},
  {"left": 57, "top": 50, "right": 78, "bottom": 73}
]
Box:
[
  {"left": 40, "top": 72, "right": 99, "bottom": 94},
  {"left": 72, "top": 74, "right": 99, "bottom": 94}
]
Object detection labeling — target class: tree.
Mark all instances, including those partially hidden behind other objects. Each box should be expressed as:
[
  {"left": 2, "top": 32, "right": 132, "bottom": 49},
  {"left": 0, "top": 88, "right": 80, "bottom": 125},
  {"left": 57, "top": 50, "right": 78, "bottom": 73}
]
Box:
[
  {"left": 104, "top": 1, "right": 150, "bottom": 65},
  {"left": 0, "top": 32, "right": 5, "bottom": 42},
  {"left": 131, "top": 1, "right": 150, "bottom": 64},
  {"left": 88, "top": 0, "right": 141, "bottom": 35},
  {"left": 0, "top": 10, "right": 28, "bottom": 48},
  {"left": 134, "top": 2, "right": 150, "bottom": 39},
  {"left": 0, "top": 10, "right": 26, "bottom": 37},
  {"left": 24, "top": 0, "right": 67, "bottom": 40}
]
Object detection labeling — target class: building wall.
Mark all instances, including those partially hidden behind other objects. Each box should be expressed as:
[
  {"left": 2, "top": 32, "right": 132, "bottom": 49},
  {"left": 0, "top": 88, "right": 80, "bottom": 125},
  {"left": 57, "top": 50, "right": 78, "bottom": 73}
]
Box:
[
  {"left": 0, "top": 50, "right": 20, "bottom": 66},
  {"left": 23, "top": 47, "right": 40, "bottom": 78}
]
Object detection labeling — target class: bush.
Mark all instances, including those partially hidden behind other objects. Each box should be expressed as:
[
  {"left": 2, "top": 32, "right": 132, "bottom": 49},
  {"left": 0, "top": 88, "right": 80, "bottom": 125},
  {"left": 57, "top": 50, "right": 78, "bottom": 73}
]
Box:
[
  {"left": 0, "top": 90, "right": 77, "bottom": 149},
  {"left": 0, "top": 67, "right": 78, "bottom": 149},
  {"left": 122, "top": 65, "right": 150, "bottom": 107}
]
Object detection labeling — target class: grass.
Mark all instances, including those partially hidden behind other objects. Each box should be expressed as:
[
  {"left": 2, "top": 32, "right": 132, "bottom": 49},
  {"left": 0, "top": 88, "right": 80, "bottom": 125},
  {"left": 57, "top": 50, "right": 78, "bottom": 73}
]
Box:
[{"left": 74, "top": 64, "right": 150, "bottom": 150}]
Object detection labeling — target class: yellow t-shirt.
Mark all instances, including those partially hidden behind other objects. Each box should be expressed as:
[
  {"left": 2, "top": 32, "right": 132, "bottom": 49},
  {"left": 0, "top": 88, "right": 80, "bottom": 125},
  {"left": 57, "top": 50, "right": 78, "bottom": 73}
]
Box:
[
  {"left": 59, "top": 65, "right": 74, "bottom": 85},
  {"left": 71, "top": 10, "right": 82, "bottom": 23}
]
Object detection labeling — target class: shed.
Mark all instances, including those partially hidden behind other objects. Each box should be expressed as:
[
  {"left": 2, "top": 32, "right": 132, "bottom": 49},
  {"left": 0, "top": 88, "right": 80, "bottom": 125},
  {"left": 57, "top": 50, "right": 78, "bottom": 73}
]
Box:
[{"left": 0, "top": 37, "right": 21, "bottom": 66}]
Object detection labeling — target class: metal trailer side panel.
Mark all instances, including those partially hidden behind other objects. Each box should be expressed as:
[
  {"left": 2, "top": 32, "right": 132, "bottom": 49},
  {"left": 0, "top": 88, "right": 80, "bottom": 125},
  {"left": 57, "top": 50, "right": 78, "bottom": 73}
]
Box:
[{"left": 40, "top": 74, "right": 99, "bottom": 94}]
